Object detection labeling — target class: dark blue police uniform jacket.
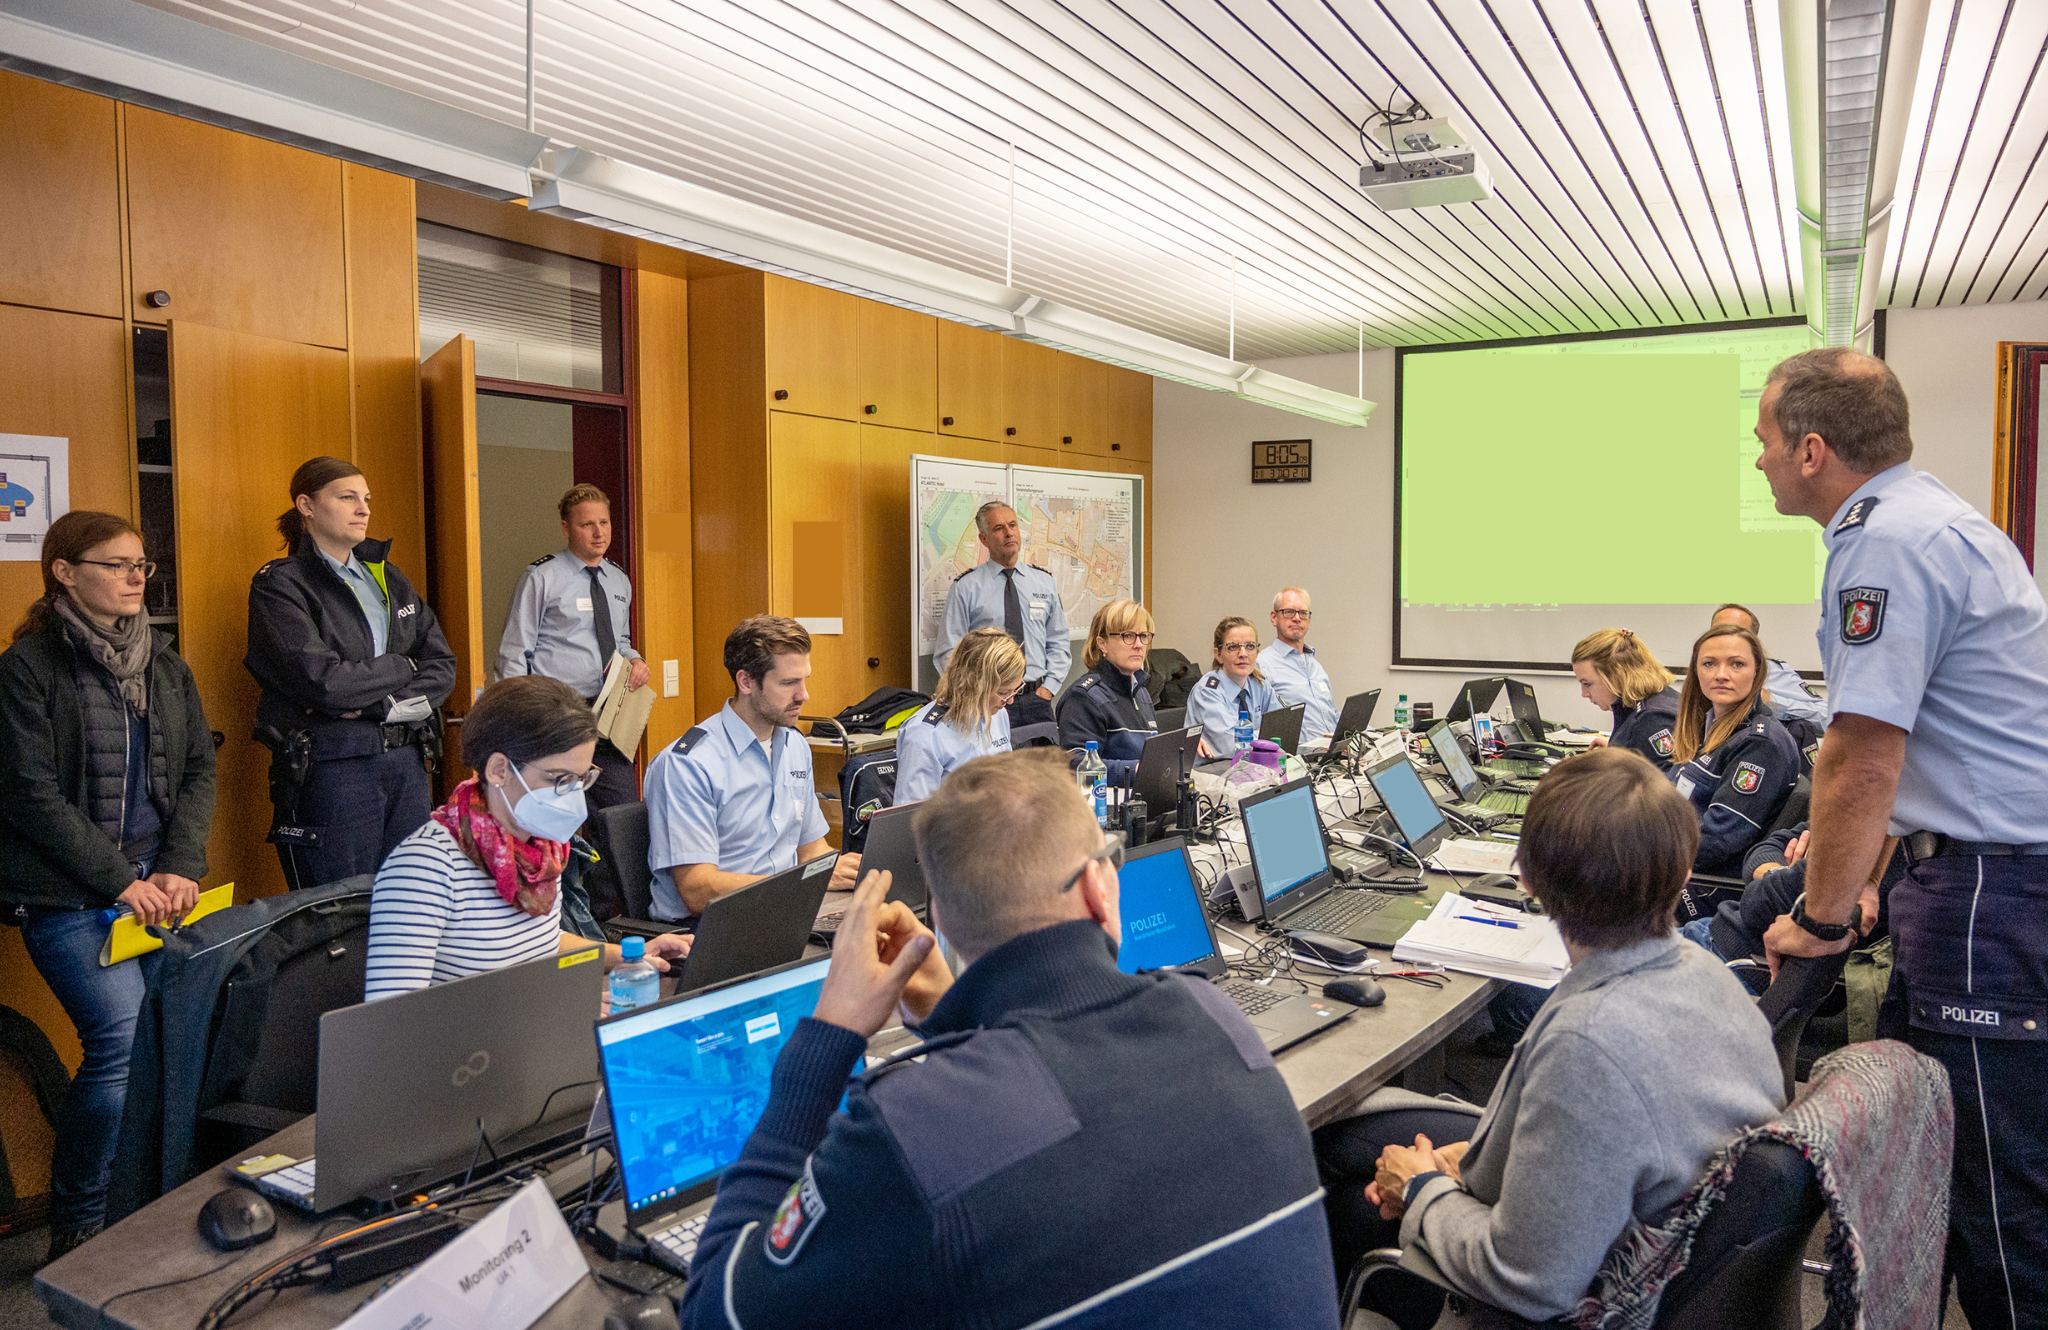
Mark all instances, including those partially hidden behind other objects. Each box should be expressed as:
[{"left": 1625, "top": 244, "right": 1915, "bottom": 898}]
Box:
[
  {"left": 682, "top": 919, "right": 1339, "bottom": 1330},
  {"left": 1667, "top": 701, "right": 1801, "bottom": 877},
  {"left": 1054, "top": 666, "right": 1158, "bottom": 786},
  {"left": 1609, "top": 686, "right": 1681, "bottom": 773}
]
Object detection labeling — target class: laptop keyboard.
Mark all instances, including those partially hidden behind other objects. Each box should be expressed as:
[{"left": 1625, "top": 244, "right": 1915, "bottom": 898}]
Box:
[
  {"left": 813, "top": 909, "right": 845, "bottom": 935},
  {"left": 1286, "top": 891, "right": 1388, "bottom": 933},
  {"left": 1220, "top": 979, "right": 1288, "bottom": 1016},
  {"left": 648, "top": 1212, "right": 708, "bottom": 1273},
  {"left": 1482, "top": 760, "right": 1546, "bottom": 780},
  {"left": 255, "top": 1158, "right": 318, "bottom": 1211}
]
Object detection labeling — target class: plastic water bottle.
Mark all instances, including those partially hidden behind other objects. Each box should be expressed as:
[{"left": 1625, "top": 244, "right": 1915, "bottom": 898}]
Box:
[
  {"left": 1393, "top": 694, "right": 1411, "bottom": 732},
  {"left": 608, "top": 936, "right": 660, "bottom": 1013},
  {"left": 1077, "top": 741, "right": 1109, "bottom": 826},
  {"left": 1233, "top": 702, "right": 1255, "bottom": 752}
]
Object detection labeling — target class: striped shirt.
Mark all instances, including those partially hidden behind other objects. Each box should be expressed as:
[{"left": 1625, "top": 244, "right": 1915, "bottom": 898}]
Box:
[{"left": 364, "top": 821, "right": 562, "bottom": 1000}]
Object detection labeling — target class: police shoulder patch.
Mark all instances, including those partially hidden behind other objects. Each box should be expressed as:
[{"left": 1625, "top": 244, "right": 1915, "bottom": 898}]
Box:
[
  {"left": 1205, "top": 675, "right": 1221, "bottom": 689},
  {"left": 1028, "top": 563, "right": 1049, "bottom": 573},
  {"left": 1650, "top": 729, "right": 1675, "bottom": 758},
  {"left": 763, "top": 1159, "right": 826, "bottom": 1268},
  {"left": 528, "top": 552, "right": 553, "bottom": 567},
  {"left": 953, "top": 566, "right": 974, "bottom": 582},
  {"left": 1840, "top": 587, "right": 1888, "bottom": 644},
  {"left": 1834, "top": 496, "right": 1880, "bottom": 534},
  {"left": 670, "top": 726, "right": 708, "bottom": 756},
  {"left": 923, "top": 702, "right": 949, "bottom": 725},
  {"left": 1733, "top": 761, "right": 1765, "bottom": 795},
  {"left": 1803, "top": 741, "right": 1821, "bottom": 766},
  {"left": 1077, "top": 674, "right": 1099, "bottom": 692}
]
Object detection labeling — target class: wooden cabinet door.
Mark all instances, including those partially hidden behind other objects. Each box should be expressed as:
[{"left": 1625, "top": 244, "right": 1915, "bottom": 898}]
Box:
[
  {"left": 169, "top": 320, "right": 351, "bottom": 899},
  {"left": 126, "top": 107, "right": 348, "bottom": 348},
  {"left": 857, "top": 424, "right": 967, "bottom": 688},
  {"left": 937, "top": 322, "right": 1003, "bottom": 441},
  {"left": 0, "top": 73, "right": 123, "bottom": 317},
  {"left": 857, "top": 301, "right": 935, "bottom": 430},
  {"left": 421, "top": 336, "right": 485, "bottom": 781},
  {"left": 1107, "top": 367, "right": 1153, "bottom": 461},
  {"left": 1001, "top": 337, "right": 1057, "bottom": 449},
  {"left": 770, "top": 412, "right": 862, "bottom": 717},
  {"left": 1053, "top": 351, "right": 1109, "bottom": 455},
  {"left": 762, "top": 275, "right": 857, "bottom": 420}
]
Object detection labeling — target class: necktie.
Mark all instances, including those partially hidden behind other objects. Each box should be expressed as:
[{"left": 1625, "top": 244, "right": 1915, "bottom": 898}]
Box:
[
  {"left": 1001, "top": 567, "right": 1025, "bottom": 645},
  {"left": 1237, "top": 687, "right": 1250, "bottom": 715},
  {"left": 587, "top": 565, "right": 617, "bottom": 668}
]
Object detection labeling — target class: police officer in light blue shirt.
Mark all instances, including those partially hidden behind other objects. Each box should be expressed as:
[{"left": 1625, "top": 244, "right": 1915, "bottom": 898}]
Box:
[
  {"left": 1258, "top": 587, "right": 1337, "bottom": 741},
  {"left": 1709, "top": 604, "right": 1829, "bottom": 728},
  {"left": 1755, "top": 348, "right": 2048, "bottom": 1328},
  {"left": 497, "top": 485, "right": 647, "bottom": 811},
  {"left": 642, "top": 616, "right": 861, "bottom": 923},
  {"left": 934, "top": 502, "right": 1070, "bottom": 728},
  {"left": 893, "top": 628, "right": 1021, "bottom": 805},
  {"left": 1186, "top": 617, "right": 1278, "bottom": 756}
]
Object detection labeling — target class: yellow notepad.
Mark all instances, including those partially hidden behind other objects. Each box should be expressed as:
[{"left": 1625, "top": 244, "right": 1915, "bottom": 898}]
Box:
[{"left": 98, "top": 882, "right": 236, "bottom": 966}]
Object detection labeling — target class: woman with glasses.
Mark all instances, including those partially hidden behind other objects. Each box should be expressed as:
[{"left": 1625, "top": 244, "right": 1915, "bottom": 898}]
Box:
[
  {"left": 1054, "top": 598, "right": 1161, "bottom": 788},
  {"left": 0, "top": 511, "right": 216, "bottom": 1260},
  {"left": 364, "top": 675, "right": 688, "bottom": 999},
  {"left": 1185, "top": 616, "right": 1278, "bottom": 758},
  {"left": 893, "top": 628, "right": 1024, "bottom": 805}
]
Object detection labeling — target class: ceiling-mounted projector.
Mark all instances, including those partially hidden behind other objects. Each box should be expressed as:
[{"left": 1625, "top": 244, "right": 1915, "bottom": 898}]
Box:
[{"left": 1355, "top": 113, "right": 1494, "bottom": 210}]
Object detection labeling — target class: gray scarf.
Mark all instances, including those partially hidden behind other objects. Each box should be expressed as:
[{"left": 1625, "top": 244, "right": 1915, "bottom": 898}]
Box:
[{"left": 53, "top": 596, "right": 152, "bottom": 714}]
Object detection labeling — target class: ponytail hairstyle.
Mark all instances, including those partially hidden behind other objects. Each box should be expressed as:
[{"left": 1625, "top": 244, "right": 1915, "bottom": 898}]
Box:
[
  {"left": 1671, "top": 626, "right": 1768, "bottom": 764},
  {"left": 931, "top": 627, "right": 1026, "bottom": 736},
  {"left": 1212, "top": 616, "right": 1265, "bottom": 682},
  {"left": 13, "top": 510, "right": 144, "bottom": 643},
  {"left": 278, "top": 456, "right": 365, "bottom": 551},
  {"left": 1570, "top": 628, "right": 1674, "bottom": 708}
]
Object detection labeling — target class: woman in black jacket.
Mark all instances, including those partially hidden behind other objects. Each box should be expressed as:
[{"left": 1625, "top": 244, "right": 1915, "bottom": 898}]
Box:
[{"left": 0, "top": 510, "right": 216, "bottom": 1260}]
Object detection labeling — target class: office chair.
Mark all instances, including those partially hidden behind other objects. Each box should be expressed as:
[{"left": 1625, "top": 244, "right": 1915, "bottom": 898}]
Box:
[
  {"left": 1767, "top": 776, "right": 1811, "bottom": 835},
  {"left": 586, "top": 802, "right": 673, "bottom": 940},
  {"left": 1755, "top": 952, "right": 1851, "bottom": 1101},
  {"left": 1154, "top": 706, "right": 1187, "bottom": 732},
  {"left": 1008, "top": 720, "right": 1061, "bottom": 749}
]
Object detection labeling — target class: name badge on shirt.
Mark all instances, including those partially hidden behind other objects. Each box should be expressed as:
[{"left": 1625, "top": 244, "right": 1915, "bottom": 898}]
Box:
[
  {"left": 1029, "top": 601, "right": 1048, "bottom": 621},
  {"left": 576, "top": 597, "right": 593, "bottom": 611},
  {"left": 1675, "top": 776, "right": 1697, "bottom": 800}
]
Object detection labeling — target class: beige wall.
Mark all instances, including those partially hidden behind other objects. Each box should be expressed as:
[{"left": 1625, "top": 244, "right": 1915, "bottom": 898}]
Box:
[{"left": 476, "top": 394, "right": 576, "bottom": 676}]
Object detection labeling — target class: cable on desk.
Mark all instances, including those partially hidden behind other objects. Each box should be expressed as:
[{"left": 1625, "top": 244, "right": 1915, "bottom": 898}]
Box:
[{"left": 91, "top": 1257, "right": 242, "bottom": 1330}]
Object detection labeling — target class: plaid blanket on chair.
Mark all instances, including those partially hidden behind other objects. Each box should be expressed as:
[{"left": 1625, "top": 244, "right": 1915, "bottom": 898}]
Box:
[{"left": 1564, "top": 1039, "right": 1952, "bottom": 1330}]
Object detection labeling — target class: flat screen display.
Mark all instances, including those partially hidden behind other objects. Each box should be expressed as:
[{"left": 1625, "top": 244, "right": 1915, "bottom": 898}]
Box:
[
  {"left": 1114, "top": 845, "right": 1216, "bottom": 974},
  {"left": 1242, "top": 782, "right": 1330, "bottom": 903}
]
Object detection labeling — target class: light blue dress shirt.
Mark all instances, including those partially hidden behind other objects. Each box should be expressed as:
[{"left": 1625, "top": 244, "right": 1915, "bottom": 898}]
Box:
[
  {"left": 318, "top": 547, "right": 389, "bottom": 656},
  {"left": 891, "top": 701, "right": 1013, "bottom": 805},
  {"left": 496, "top": 550, "right": 640, "bottom": 697},
  {"left": 1818, "top": 463, "right": 2048, "bottom": 842},
  {"left": 934, "top": 560, "right": 1071, "bottom": 687},
  {"left": 642, "top": 701, "right": 830, "bottom": 921},
  {"left": 1761, "top": 657, "right": 1828, "bottom": 726},
  {"left": 1185, "top": 668, "right": 1278, "bottom": 755},
  {"left": 1257, "top": 640, "right": 1337, "bottom": 740}
]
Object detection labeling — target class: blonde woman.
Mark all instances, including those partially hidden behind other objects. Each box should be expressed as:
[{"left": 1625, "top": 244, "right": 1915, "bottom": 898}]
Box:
[
  {"left": 1569, "top": 628, "right": 1681, "bottom": 771},
  {"left": 1054, "top": 598, "right": 1160, "bottom": 786},
  {"left": 1666, "top": 624, "right": 1801, "bottom": 875},
  {"left": 1185, "top": 617, "right": 1277, "bottom": 757},
  {"left": 894, "top": 628, "right": 1024, "bottom": 804}
]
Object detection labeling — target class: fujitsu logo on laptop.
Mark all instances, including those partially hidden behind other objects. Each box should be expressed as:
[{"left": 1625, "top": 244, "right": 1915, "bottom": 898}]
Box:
[{"left": 452, "top": 1050, "right": 491, "bottom": 1086}]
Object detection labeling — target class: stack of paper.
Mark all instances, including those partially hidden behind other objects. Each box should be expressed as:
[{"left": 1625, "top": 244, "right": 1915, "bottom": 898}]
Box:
[
  {"left": 1548, "top": 729, "right": 1601, "bottom": 748},
  {"left": 592, "top": 653, "right": 657, "bottom": 757},
  {"left": 1392, "top": 893, "right": 1571, "bottom": 988},
  {"left": 1426, "top": 838, "right": 1520, "bottom": 875}
]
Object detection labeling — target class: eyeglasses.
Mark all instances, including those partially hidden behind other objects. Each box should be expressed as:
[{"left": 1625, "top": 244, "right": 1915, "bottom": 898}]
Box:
[
  {"left": 1060, "top": 832, "right": 1126, "bottom": 893},
  {"left": 993, "top": 679, "right": 1026, "bottom": 706},
  {"left": 1112, "top": 631, "right": 1154, "bottom": 647},
  {"left": 74, "top": 559, "right": 156, "bottom": 581},
  {"left": 1220, "top": 642, "right": 1259, "bottom": 655},
  {"left": 1274, "top": 609, "right": 1312, "bottom": 621},
  {"left": 527, "top": 765, "right": 604, "bottom": 796}
]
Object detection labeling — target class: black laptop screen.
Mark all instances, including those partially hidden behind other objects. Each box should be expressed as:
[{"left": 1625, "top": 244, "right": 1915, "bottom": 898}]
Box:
[{"left": 1114, "top": 843, "right": 1217, "bottom": 973}]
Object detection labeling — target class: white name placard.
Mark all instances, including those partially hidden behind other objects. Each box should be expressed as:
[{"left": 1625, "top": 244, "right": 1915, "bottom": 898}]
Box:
[{"left": 336, "top": 1179, "right": 586, "bottom": 1330}]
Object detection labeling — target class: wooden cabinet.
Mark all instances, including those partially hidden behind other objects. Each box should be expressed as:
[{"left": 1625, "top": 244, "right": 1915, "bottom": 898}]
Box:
[
  {"left": 1107, "top": 366, "right": 1153, "bottom": 460},
  {"left": 126, "top": 108, "right": 348, "bottom": 348},
  {"left": 762, "top": 274, "right": 857, "bottom": 420},
  {"left": 937, "top": 322, "right": 1004, "bottom": 441},
  {"left": 1001, "top": 337, "right": 1058, "bottom": 448},
  {"left": 857, "top": 302, "right": 935, "bottom": 430},
  {"left": 770, "top": 412, "right": 863, "bottom": 716},
  {"left": 1052, "top": 351, "right": 1109, "bottom": 455},
  {"left": 0, "top": 72, "right": 123, "bottom": 318}
]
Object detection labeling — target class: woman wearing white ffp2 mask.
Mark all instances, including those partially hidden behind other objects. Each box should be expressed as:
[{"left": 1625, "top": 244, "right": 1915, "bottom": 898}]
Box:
[{"left": 363, "top": 675, "right": 690, "bottom": 1001}]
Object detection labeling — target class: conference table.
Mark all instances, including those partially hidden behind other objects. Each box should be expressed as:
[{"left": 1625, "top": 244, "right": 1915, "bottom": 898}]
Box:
[{"left": 36, "top": 768, "right": 1503, "bottom": 1330}]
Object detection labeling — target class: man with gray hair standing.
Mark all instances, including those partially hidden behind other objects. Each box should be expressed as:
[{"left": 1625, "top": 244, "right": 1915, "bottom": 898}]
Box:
[
  {"left": 934, "top": 500, "right": 1069, "bottom": 727},
  {"left": 1260, "top": 586, "right": 1337, "bottom": 742}
]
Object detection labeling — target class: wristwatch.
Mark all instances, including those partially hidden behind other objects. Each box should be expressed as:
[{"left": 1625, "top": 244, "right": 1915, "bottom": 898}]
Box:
[{"left": 1790, "top": 893, "right": 1853, "bottom": 942}]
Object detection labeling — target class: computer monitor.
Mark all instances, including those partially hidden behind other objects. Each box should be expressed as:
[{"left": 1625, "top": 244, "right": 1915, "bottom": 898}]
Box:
[
  {"left": 859, "top": 803, "right": 928, "bottom": 914},
  {"left": 1444, "top": 677, "right": 1507, "bottom": 723},
  {"left": 1259, "top": 703, "right": 1305, "bottom": 754},
  {"left": 1364, "top": 753, "right": 1452, "bottom": 861},
  {"left": 1113, "top": 838, "right": 1225, "bottom": 979},
  {"left": 1133, "top": 726, "right": 1203, "bottom": 817},
  {"left": 1330, "top": 690, "right": 1381, "bottom": 746},
  {"left": 1425, "top": 721, "right": 1484, "bottom": 802},
  {"left": 1238, "top": 778, "right": 1335, "bottom": 913},
  {"left": 596, "top": 955, "right": 832, "bottom": 1226}
]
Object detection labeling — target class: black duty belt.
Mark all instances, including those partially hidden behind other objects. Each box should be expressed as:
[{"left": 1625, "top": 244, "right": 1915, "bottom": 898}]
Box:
[
  {"left": 1902, "top": 831, "right": 2048, "bottom": 864},
  {"left": 380, "top": 722, "right": 425, "bottom": 751}
]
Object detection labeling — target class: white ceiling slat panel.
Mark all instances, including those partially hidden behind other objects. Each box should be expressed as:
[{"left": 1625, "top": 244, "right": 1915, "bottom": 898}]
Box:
[{"left": 119, "top": 0, "right": 2047, "bottom": 355}]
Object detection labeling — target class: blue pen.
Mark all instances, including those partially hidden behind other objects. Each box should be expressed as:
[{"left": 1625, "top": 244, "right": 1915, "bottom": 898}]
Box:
[{"left": 1456, "top": 914, "right": 1521, "bottom": 929}]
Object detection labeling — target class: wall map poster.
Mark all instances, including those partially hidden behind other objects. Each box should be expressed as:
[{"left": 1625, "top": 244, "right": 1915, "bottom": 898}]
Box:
[{"left": 0, "top": 435, "right": 69, "bottom": 561}]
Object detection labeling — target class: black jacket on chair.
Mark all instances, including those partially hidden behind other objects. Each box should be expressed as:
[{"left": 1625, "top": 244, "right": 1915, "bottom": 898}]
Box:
[{"left": 0, "top": 612, "right": 216, "bottom": 911}]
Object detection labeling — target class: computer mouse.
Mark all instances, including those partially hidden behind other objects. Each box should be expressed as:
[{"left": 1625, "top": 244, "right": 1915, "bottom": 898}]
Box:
[
  {"left": 197, "top": 1187, "right": 277, "bottom": 1251},
  {"left": 604, "top": 1295, "right": 681, "bottom": 1330},
  {"left": 1323, "top": 976, "right": 1386, "bottom": 1008}
]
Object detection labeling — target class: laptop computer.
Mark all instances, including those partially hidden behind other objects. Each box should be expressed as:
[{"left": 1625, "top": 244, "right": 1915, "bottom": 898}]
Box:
[
  {"left": 1133, "top": 725, "right": 1204, "bottom": 821},
  {"left": 595, "top": 954, "right": 834, "bottom": 1278},
  {"left": 814, "top": 804, "right": 926, "bottom": 937},
  {"left": 1362, "top": 753, "right": 1456, "bottom": 865},
  {"left": 1258, "top": 702, "right": 1306, "bottom": 754},
  {"left": 1444, "top": 677, "right": 1507, "bottom": 723},
  {"left": 1239, "top": 779, "right": 1433, "bottom": 948},
  {"left": 1115, "top": 838, "right": 1348, "bottom": 1052},
  {"left": 673, "top": 852, "right": 837, "bottom": 995},
  {"left": 1425, "top": 720, "right": 1529, "bottom": 820},
  {"left": 256, "top": 947, "right": 606, "bottom": 1214},
  {"left": 1329, "top": 689, "right": 1382, "bottom": 748}
]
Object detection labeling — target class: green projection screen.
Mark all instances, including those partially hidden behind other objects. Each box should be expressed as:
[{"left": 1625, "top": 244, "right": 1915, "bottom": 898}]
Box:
[{"left": 1397, "top": 321, "right": 1825, "bottom": 673}]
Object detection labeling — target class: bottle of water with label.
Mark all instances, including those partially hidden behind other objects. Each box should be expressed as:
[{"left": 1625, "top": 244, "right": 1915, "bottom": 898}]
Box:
[
  {"left": 1077, "top": 741, "right": 1109, "bottom": 826},
  {"left": 1233, "top": 701, "right": 1255, "bottom": 752},
  {"left": 608, "top": 936, "right": 660, "bottom": 1013},
  {"left": 1393, "top": 693, "right": 1411, "bottom": 732}
]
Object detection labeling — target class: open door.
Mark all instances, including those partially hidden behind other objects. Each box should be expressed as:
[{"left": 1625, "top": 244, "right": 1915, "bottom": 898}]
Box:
[
  {"left": 421, "top": 336, "right": 484, "bottom": 781},
  {"left": 168, "top": 320, "right": 351, "bottom": 900}
]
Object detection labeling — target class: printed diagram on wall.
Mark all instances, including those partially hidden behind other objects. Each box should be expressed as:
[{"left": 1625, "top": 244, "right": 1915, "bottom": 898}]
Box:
[
  {"left": 1011, "top": 466, "right": 1140, "bottom": 637},
  {"left": 914, "top": 457, "right": 1010, "bottom": 655},
  {"left": 0, "top": 436, "right": 69, "bottom": 561}
]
